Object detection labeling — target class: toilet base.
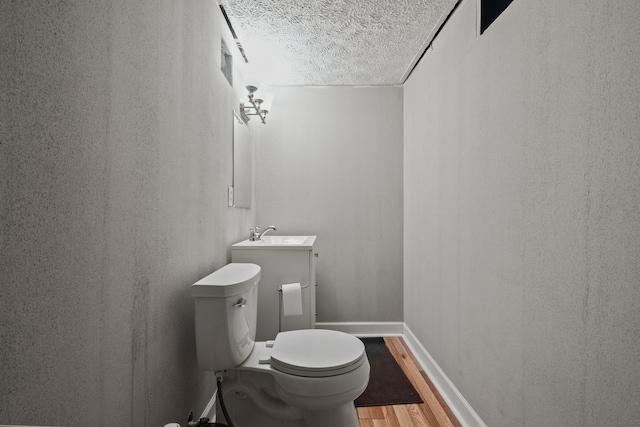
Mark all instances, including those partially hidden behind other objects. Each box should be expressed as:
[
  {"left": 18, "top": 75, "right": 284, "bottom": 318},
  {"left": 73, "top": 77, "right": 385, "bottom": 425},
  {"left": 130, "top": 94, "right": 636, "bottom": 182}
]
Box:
[
  {"left": 221, "top": 371, "right": 362, "bottom": 427},
  {"left": 302, "top": 402, "right": 360, "bottom": 427},
  {"left": 224, "top": 395, "right": 359, "bottom": 427}
]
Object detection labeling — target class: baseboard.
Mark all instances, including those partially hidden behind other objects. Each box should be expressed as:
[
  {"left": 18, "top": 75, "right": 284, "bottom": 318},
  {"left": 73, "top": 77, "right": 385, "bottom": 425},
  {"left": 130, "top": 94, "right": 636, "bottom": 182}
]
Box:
[
  {"left": 315, "top": 321, "right": 404, "bottom": 337},
  {"left": 402, "top": 324, "right": 487, "bottom": 427},
  {"left": 315, "top": 321, "right": 486, "bottom": 427}
]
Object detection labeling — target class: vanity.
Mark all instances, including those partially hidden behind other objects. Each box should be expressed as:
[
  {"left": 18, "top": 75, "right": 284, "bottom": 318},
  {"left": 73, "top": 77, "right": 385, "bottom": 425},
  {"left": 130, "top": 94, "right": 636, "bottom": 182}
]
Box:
[{"left": 231, "top": 236, "right": 317, "bottom": 341}]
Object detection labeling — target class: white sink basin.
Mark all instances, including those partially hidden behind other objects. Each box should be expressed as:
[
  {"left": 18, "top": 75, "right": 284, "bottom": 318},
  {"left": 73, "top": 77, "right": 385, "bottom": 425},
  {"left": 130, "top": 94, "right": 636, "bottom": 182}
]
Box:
[
  {"left": 232, "top": 235, "right": 316, "bottom": 250},
  {"left": 262, "top": 236, "right": 307, "bottom": 245}
]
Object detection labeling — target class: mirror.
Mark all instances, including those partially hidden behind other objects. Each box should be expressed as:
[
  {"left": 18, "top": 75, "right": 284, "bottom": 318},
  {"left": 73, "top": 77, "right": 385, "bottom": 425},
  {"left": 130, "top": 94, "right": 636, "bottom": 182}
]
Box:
[{"left": 233, "top": 110, "right": 253, "bottom": 208}]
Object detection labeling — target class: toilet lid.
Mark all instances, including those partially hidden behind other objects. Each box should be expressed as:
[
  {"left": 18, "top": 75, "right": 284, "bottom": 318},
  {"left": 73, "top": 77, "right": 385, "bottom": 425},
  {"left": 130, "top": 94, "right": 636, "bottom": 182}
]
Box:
[{"left": 270, "top": 329, "right": 366, "bottom": 377}]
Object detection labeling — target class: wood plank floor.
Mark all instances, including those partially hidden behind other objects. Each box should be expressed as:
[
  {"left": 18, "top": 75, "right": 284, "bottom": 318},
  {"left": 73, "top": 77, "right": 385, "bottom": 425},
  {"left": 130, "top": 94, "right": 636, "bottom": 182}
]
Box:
[{"left": 357, "top": 337, "right": 462, "bottom": 427}]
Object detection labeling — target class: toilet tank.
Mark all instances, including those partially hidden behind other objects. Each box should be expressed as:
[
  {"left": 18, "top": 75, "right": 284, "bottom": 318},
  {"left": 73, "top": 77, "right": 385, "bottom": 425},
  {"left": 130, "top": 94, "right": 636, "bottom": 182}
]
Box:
[{"left": 191, "top": 263, "right": 261, "bottom": 372}]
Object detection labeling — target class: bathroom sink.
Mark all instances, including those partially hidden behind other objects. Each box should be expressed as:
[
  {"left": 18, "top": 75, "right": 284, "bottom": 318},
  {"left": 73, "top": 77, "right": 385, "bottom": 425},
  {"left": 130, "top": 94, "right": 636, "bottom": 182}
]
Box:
[
  {"left": 232, "top": 235, "right": 316, "bottom": 250},
  {"left": 263, "top": 236, "right": 307, "bottom": 245}
]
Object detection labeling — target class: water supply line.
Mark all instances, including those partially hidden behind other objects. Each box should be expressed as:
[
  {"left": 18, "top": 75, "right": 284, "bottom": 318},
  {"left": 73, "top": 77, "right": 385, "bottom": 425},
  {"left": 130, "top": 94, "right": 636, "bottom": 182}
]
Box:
[
  {"left": 184, "top": 376, "right": 231, "bottom": 427},
  {"left": 217, "top": 375, "right": 234, "bottom": 427}
]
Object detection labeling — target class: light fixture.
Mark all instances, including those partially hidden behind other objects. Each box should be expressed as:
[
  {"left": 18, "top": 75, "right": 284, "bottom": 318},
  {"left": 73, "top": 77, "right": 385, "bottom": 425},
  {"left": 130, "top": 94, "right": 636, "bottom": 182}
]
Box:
[{"left": 240, "top": 85, "right": 273, "bottom": 124}]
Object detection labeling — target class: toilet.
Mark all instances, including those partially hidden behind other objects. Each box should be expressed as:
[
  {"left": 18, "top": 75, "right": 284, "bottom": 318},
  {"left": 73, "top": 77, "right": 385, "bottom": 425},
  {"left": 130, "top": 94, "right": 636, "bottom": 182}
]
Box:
[{"left": 191, "top": 263, "right": 370, "bottom": 427}]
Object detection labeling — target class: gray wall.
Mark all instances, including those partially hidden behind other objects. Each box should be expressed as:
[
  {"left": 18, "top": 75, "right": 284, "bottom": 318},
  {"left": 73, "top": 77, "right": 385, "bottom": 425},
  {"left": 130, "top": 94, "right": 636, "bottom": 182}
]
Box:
[
  {"left": 404, "top": 0, "right": 640, "bottom": 426},
  {"left": 256, "top": 86, "right": 404, "bottom": 322},
  {"left": 1, "top": 1, "right": 255, "bottom": 425}
]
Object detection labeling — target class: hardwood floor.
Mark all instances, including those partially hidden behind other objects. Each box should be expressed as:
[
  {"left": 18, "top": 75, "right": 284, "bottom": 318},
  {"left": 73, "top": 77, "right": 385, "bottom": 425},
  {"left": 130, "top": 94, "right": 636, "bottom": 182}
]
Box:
[{"left": 357, "top": 337, "right": 462, "bottom": 427}]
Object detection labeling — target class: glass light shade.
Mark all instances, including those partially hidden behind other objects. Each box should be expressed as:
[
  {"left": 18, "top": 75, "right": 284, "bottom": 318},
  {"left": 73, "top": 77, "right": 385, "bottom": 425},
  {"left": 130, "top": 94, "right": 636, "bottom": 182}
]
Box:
[{"left": 260, "top": 91, "right": 274, "bottom": 112}]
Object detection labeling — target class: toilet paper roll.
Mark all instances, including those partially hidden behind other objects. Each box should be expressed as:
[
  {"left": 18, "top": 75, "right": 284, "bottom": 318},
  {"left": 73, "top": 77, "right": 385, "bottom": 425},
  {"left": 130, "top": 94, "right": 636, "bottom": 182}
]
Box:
[{"left": 281, "top": 283, "right": 303, "bottom": 316}]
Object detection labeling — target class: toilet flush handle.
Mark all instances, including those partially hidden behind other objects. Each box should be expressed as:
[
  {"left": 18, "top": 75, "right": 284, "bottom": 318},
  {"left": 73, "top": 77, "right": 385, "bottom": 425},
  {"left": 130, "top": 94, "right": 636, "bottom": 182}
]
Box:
[{"left": 233, "top": 298, "right": 247, "bottom": 308}]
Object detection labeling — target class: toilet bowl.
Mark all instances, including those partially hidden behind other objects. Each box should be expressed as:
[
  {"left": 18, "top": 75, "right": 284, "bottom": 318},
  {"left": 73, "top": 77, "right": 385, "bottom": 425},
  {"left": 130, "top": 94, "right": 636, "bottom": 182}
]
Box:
[{"left": 191, "top": 263, "right": 370, "bottom": 427}]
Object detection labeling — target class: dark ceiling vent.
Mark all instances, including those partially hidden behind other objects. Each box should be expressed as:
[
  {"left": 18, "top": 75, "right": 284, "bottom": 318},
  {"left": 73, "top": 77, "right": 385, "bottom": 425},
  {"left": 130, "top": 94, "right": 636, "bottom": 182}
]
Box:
[
  {"left": 219, "top": 4, "right": 249, "bottom": 63},
  {"left": 481, "top": 0, "right": 516, "bottom": 34}
]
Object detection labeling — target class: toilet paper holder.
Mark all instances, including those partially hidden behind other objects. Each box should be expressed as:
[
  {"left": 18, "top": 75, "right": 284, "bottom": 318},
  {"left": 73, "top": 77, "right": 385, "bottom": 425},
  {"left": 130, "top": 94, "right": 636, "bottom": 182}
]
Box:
[{"left": 277, "top": 283, "right": 309, "bottom": 333}]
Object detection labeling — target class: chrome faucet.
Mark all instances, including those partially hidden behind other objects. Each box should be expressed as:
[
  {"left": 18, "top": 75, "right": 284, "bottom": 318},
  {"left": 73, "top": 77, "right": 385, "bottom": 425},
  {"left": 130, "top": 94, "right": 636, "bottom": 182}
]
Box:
[
  {"left": 258, "top": 225, "right": 276, "bottom": 239},
  {"left": 249, "top": 225, "right": 276, "bottom": 241}
]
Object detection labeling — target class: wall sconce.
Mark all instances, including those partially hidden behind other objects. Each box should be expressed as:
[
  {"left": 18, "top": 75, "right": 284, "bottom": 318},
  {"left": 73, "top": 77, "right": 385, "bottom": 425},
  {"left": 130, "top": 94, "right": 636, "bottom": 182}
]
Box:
[{"left": 240, "top": 85, "right": 273, "bottom": 124}]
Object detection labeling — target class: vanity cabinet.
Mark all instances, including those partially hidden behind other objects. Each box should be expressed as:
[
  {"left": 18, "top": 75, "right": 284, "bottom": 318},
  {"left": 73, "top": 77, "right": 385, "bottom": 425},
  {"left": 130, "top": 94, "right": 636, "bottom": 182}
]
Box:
[{"left": 231, "top": 236, "right": 317, "bottom": 341}]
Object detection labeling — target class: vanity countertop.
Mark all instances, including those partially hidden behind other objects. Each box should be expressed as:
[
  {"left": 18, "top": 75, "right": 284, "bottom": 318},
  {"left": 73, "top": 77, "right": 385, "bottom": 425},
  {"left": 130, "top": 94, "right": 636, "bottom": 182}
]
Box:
[{"left": 232, "top": 235, "right": 316, "bottom": 250}]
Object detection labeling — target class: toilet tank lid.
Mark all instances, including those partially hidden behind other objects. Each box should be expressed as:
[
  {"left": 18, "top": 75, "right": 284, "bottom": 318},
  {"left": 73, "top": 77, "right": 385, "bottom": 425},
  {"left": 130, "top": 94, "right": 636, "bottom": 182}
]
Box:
[{"left": 191, "top": 263, "right": 261, "bottom": 297}]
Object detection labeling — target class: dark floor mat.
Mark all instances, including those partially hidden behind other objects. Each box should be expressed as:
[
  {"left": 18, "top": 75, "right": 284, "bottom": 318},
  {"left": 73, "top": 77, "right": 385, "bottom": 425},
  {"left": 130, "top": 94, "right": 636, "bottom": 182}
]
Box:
[{"left": 355, "top": 337, "right": 423, "bottom": 407}]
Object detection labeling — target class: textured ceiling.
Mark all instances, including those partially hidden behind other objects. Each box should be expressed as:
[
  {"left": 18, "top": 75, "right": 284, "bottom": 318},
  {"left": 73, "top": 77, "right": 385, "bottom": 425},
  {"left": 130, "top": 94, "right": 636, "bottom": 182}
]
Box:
[{"left": 219, "top": 0, "right": 458, "bottom": 86}]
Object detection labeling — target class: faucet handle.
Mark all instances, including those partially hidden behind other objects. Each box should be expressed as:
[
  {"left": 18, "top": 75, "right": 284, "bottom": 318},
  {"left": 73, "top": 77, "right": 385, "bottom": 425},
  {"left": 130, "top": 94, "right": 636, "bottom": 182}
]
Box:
[{"left": 249, "top": 227, "right": 260, "bottom": 241}]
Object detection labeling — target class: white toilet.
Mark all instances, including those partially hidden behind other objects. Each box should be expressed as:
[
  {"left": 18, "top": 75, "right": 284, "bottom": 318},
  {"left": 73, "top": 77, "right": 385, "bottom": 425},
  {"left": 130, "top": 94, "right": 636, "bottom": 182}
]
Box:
[{"left": 191, "top": 263, "right": 370, "bottom": 427}]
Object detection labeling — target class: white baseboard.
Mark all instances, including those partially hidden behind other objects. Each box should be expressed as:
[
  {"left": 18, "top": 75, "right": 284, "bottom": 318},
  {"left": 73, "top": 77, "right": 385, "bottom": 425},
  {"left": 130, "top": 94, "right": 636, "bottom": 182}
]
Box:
[
  {"left": 315, "top": 321, "right": 404, "bottom": 337},
  {"left": 316, "top": 321, "right": 486, "bottom": 427},
  {"left": 402, "top": 324, "right": 487, "bottom": 427}
]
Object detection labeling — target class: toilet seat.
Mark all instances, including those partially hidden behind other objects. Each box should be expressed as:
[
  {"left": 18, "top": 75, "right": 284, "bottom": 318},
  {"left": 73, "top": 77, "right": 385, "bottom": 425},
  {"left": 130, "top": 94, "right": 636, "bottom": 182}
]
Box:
[{"left": 270, "top": 329, "right": 366, "bottom": 378}]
